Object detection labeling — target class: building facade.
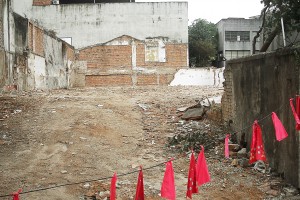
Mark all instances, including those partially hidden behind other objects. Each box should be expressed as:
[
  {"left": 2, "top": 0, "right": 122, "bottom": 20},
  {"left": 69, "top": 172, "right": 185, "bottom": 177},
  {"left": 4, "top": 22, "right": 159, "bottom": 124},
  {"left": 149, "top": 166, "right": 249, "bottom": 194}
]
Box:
[
  {"left": 11, "top": 0, "right": 188, "bottom": 87},
  {"left": 216, "top": 18, "right": 262, "bottom": 66}
]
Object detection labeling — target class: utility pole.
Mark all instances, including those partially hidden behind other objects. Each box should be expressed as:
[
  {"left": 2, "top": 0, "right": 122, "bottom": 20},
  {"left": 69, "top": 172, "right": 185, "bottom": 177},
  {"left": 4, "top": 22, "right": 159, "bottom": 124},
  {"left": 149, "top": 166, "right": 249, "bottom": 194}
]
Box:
[{"left": 281, "top": 17, "right": 286, "bottom": 47}]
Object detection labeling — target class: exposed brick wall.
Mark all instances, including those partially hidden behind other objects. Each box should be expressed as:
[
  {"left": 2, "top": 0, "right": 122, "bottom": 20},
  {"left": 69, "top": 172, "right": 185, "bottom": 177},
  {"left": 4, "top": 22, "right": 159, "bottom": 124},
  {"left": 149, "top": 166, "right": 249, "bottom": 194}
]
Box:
[
  {"left": 165, "top": 44, "right": 187, "bottom": 67},
  {"left": 79, "top": 45, "right": 132, "bottom": 71},
  {"left": 136, "top": 43, "right": 188, "bottom": 68},
  {"left": 86, "top": 75, "right": 132, "bottom": 87},
  {"left": 221, "top": 66, "right": 234, "bottom": 123},
  {"left": 136, "top": 74, "right": 158, "bottom": 85},
  {"left": 28, "top": 22, "right": 44, "bottom": 57},
  {"left": 78, "top": 38, "right": 188, "bottom": 86},
  {"left": 33, "top": 0, "right": 52, "bottom": 6},
  {"left": 159, "top": 74, "right": 174, "bottom": 85},
  {"left": 65, "top": 45, "right": 75, "bottom": 61},
  {"left": 136, "top": 44, "right": 146, "bottom": 66}
]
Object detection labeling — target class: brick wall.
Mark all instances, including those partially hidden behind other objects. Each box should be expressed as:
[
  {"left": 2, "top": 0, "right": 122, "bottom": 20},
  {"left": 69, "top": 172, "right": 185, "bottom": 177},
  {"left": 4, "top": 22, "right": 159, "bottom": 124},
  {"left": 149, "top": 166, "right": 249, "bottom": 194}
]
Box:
[
  {"left": 136, "top": 74, "right": 157, "bottom": 85},
  {"left": 221, "top": 66, "right": 234, "bottom": 123},
  {"left": 28, "top": 22, "right": 44, "bottom": 57},
  {"left": 78, "top": 37, "right": 188, "bottom": 86},
  {"left": 79, "top": 45, "right": 132, "bottom": 71},
  {"left": 136, "top": 43, "right": 146, "bottom": 66},
  {"left": 33, "top": 0, "right": 52, "bottom": 6},
  {"left": 159, "top": 74, "right": 174, "bottom": 85},
  {"left": 65, "top": 44, "right": 75, "bottom": 61},
  {"left": 136, "top": 43, "right": 187, "bottom": 68},
  {"left": 86, "top": 75, "right": 132, "bottom": 86}
]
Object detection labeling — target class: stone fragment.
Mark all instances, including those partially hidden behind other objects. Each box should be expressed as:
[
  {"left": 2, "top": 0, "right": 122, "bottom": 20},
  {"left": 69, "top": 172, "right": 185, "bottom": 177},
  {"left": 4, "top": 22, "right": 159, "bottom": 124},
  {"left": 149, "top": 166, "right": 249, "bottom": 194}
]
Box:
[
  {"left": 231, "top": 159, "right": 238, "bottom": 167},
  {"left": 237, "top": 148, "right": 248, "bottom": 158},
  {"left": 266, "top": 189, "right": 280, "bottom": 196},
  {"left": 181, "top": 107, "right": 205, "bottom": 120},
  {"left": 228, "top": 144, "right": 240, "bottom": 152}
]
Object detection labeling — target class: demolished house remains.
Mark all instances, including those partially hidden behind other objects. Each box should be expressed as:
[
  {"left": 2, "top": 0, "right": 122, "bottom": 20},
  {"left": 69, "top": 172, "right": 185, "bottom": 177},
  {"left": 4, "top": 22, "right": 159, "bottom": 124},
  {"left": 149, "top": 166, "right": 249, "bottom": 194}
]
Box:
[{"left": 0, "top": 0, "right": 188, "bottom": 90}]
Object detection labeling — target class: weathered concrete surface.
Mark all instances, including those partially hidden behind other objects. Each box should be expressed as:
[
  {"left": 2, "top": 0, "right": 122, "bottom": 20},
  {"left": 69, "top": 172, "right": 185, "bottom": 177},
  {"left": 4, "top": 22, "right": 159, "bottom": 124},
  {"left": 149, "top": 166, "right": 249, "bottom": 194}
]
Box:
[
  {"left": 170, "top": 68, "right": 224, "bottom": 87},
  {"left": 12, "top": 1, "right": 188, "bottom": 49},
  {"left": 222, "top": 47, "right": 300, "bottom": 187}
]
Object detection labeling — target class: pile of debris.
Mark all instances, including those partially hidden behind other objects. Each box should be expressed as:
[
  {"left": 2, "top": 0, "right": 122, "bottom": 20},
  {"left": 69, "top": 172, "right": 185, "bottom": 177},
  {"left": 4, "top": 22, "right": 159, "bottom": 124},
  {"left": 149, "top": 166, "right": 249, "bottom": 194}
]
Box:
[{"left": 167, "top": 98, "right": 227, "bottom": 153}]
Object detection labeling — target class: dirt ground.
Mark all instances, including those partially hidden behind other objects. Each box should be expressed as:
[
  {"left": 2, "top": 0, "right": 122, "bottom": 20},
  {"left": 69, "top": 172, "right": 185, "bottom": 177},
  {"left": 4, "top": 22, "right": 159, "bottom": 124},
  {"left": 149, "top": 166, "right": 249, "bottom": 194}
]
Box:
[{"left": 0, "top": 86, "right": 299, "bottom": 200}]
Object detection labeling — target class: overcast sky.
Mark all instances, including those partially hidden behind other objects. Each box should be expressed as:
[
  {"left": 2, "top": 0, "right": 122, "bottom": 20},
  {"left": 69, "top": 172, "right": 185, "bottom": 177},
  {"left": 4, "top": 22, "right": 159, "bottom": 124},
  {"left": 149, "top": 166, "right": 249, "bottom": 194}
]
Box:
[{"left": 136, "top": 0, "right": 264, "bottom": 24}]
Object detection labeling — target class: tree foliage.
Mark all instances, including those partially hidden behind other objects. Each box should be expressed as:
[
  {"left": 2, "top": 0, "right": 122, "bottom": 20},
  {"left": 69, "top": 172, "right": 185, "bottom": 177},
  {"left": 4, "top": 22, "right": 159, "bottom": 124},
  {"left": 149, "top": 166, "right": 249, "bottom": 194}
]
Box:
[
  {"left": 188, "top": 19, "right": 218, "bottom": 67},
  {"left": 256, "top": 0, "right": 300, "bottom": 52}
]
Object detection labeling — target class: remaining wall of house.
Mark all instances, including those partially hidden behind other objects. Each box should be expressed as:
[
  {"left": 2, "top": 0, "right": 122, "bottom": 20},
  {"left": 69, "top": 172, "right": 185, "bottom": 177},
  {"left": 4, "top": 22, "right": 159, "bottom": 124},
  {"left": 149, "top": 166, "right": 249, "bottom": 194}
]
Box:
[
  {"left": 78, "top": 35, "right": 186, "bottom": 86},
  {"left": 12, "top": 1, "right": 188, "bottom": 49},
  {"left": 10, "top": 1, "right": 188, "bottom": 87},
  {"left": 222, "top": 47, "right": 300, "bottom": 187},
  {"left": 26, "top": 22, "right": 75, "bottom": 90},
  {"left": 5, "top": 12, "right": 75, "bottom": 91}
]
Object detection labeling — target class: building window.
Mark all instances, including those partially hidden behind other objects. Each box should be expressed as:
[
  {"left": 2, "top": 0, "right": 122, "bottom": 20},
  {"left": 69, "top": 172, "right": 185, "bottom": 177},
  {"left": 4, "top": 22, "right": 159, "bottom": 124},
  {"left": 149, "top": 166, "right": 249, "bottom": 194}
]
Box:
[
  {"left": 225, "top": 50, "right": 250, "bottom": 60},
  {"left": 225, "top": 31, "right": 250, "bottom": 42}
]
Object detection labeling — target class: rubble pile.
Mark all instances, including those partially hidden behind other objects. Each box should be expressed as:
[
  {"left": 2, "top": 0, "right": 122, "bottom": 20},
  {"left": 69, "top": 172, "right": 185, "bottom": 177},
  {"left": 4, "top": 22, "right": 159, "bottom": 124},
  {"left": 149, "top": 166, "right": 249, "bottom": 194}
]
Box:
[
  {"left": 166, "top": 99, "right": 227, "bottom": 153},
  {"left": 167, "top": 120, "right": 225, "bottom": 152}
]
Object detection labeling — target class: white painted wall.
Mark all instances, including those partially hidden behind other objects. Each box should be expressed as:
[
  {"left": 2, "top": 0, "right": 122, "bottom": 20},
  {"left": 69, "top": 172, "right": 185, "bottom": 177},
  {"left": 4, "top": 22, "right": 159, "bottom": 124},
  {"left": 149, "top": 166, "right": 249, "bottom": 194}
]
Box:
[
  {"left": 12, "top": 1, "right": 188, "bottom": 49},
  {"left": 26, "top": 35, "right": 70, "bottom": 90},
  {"left": 28, "top": 54, "right": 47, "bottom": 90},
  {"left": 170, "top": 67, "right": 224, "bottom": 87}
]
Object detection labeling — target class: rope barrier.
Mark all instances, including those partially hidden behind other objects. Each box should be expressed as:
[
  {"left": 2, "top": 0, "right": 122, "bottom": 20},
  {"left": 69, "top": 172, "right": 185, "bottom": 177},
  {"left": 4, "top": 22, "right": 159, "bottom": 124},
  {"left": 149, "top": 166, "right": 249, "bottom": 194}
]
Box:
[
  {"left": 0, "top": 159, "right": 175, "bottom": 198},
  {"left": 231, "top": 103, "right": 286, "bottom": 135}
]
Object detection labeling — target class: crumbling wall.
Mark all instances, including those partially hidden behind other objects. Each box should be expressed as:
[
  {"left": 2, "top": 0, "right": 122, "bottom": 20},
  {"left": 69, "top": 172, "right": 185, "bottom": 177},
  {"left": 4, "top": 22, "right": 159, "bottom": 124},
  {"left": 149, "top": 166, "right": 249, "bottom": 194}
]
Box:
[
  {"left": 12, "top": 18, "right": 75, "bottom": 90},
  {"left": 78, "top": 35, "right": 187, "bottom": 87},
  {"left": 222, "top": 47, "right": 300, "bottom": 187}
]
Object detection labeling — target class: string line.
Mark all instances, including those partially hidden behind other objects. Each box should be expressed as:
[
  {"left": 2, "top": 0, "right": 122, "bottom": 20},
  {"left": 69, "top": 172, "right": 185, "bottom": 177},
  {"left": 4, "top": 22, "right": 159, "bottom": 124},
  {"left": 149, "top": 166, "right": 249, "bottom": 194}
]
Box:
[{"left": 0, "top": 159, "right": 174, "bottom": 198}]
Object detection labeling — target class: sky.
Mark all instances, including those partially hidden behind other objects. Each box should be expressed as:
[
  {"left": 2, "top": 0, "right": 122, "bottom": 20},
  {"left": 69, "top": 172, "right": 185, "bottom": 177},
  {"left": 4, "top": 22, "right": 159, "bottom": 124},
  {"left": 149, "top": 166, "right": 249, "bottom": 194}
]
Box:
[{"left": 136, "top": 0, "right": 264, "bottom": 24}]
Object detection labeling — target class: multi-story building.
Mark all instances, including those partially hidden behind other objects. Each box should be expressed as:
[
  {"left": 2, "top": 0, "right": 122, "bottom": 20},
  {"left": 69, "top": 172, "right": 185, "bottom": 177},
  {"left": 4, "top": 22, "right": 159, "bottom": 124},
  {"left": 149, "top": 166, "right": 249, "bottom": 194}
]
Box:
[{"left": 216, "top": 18, "right": 262, "bottom": 66}]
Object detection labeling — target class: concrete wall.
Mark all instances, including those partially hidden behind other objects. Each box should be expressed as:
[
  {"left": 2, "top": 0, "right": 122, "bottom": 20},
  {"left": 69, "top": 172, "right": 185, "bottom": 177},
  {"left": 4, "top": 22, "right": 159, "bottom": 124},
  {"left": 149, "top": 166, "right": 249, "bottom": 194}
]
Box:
[
  {"left": 12, "top": 1, "right": 188, "bottom": 49},
  {"left": 222, "top": 47, "right": 300, "bottom": 187},
  {"left": 217, "top": 18, "right": 262, "bottom": 51},
  {"left": 217, "top": 18, "right": 262, "bottom": 63},
  {"left": 170, "top": 68, "right": 224, "bottom": 87}
]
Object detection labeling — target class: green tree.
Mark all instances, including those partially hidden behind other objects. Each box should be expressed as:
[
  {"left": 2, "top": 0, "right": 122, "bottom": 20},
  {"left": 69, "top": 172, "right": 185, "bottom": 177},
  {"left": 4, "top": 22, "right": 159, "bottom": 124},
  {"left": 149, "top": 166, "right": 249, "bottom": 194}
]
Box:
[
  {"left": 253, "top": 0, "right": 300, "bottom": 53},
  {"left": 188, "top": 19, "right": 218, "bottom": 67}
]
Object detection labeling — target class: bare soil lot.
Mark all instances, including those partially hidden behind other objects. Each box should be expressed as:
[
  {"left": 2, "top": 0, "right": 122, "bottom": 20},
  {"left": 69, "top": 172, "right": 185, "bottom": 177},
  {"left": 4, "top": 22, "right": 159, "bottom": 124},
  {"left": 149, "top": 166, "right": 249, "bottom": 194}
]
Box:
[{"left": 0, "top": 86, "right": 298, "bottom": 200}]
